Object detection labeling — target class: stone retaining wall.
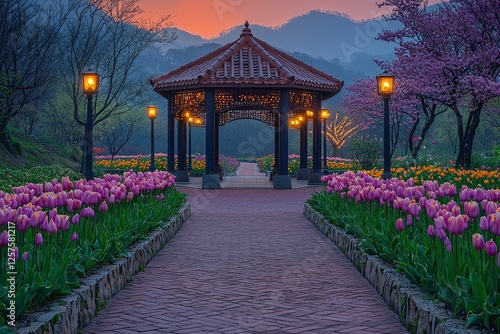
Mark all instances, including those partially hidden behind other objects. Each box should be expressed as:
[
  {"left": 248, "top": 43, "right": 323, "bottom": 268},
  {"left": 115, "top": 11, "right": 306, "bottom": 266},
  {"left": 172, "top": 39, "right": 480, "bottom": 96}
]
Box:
[
  {"left": 303, "top": 203, "right": 485, "bottom": 334},
  {"left": 17, "top": 203, "right": 191, "bottom": 334}
]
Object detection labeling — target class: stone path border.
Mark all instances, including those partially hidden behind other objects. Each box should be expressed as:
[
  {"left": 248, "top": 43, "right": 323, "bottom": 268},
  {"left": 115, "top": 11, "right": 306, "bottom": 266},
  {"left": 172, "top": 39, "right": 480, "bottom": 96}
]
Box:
[
  {"left": 16, "top": 203, "right": 191, "bottom": 334},
  {"left": 303, "top": 203, "right": 486, "bottom": 334}
]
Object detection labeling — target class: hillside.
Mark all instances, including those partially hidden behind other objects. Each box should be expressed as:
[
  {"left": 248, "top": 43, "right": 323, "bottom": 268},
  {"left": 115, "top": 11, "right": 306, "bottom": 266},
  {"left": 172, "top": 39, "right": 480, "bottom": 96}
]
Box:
[{"left": 0, "top": 130, "right": 81, "bottom": 171}]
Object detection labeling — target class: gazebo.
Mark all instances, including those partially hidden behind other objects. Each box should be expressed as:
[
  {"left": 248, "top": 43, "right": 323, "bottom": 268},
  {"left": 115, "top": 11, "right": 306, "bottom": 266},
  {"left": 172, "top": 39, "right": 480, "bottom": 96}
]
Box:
[{"left": 151, "top": 22, "right": 343, "bottom": 189}]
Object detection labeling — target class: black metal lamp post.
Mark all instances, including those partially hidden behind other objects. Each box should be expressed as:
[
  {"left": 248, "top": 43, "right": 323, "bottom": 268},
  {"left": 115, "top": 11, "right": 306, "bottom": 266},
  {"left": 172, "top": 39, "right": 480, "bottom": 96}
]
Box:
[
  {"left": 376, "top": 71, "right": 395, "bottom": 180},
  {"left": 321, "top": 109, "right": 330, "bottom": 172},
  {"left": 147, "top": 105, "right": 158, "bottom": 172},
  {"left": 187, "top": 116, "right": 193, "bottom": 171},
  {"left": 81, "top": 69, "right": 100, "bottom": 181}
]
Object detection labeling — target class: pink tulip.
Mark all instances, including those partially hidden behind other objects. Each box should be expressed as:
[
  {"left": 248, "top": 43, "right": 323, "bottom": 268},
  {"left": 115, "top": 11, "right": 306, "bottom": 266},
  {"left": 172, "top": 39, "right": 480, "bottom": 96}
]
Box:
[
  {"left": 35, "top": 233, "right": 43, "bottom": 246},
  {"left": 485, "top": 240, "right": 498, "bottom": 257},
  {"left": 395, "top": 218, "right": 404, "bottom": 232},
  {"left": 22, "top": 251, "right": 29, "bottom": 262},
  {"left": 472, "top": 233, "right": 485, "bottom": 250}
]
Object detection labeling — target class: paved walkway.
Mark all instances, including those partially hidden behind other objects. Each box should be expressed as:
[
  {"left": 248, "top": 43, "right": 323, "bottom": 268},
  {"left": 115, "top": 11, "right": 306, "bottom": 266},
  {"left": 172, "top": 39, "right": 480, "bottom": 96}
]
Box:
[{"left": 83, "top": 164, "right": 408, "bottom": 334}]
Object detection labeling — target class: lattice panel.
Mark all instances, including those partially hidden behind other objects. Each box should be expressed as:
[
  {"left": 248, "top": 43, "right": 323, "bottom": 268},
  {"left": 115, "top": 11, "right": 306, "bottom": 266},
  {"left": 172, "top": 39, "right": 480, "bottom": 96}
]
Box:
[
  {"left": 173, "top": 91, "right": 205, "bottom": 118},
  {"left": 215, "top": 91, "right": 281, "bottom": 112},
  {"left": 218, "top": 109, "right": 277, "bottom": 126},
  {"left": 289, "top": 92, "right": 320, "bottom": 112}
]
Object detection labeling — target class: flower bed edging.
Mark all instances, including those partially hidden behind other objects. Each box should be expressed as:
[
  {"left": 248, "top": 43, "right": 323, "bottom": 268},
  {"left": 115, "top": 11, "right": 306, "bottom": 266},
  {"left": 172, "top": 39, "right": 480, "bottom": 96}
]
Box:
[
  {"left": 303, "top": 203, "right": 485, "bottom": 334},
  {"left": 16, "top": 202, "right": 191, "bottom": 334}
]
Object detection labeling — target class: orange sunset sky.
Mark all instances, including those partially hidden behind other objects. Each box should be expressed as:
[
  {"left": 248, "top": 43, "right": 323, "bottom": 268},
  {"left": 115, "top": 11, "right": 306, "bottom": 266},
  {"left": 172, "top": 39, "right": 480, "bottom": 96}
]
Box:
[{"left": 137, "top": 0, "right": 443, "bottom": 39}]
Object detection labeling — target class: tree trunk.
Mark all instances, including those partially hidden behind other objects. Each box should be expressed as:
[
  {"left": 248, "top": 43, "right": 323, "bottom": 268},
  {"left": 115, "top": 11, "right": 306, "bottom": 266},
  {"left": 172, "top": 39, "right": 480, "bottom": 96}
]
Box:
[
  {"left": 454, "top": 102, "right": 483, "bottom": 169},
  {"left": 0, "top": 115, "right": 12, "bottom": 149}
]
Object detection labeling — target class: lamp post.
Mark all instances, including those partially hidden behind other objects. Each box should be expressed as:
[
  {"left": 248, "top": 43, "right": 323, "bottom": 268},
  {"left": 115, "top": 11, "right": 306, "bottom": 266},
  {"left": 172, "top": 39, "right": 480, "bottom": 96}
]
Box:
[
  {"left": 187, "top": 116, "right": 193, "bottom": 171},
  {"left": 321, "top": 109, "right": 330, "bottom": 172},
  {"left": 376, "top": 71, "right": 395, "bottom": 180},
  {"left": 147, "top": 105, "right": 158, "bottom": 172},
  {"left": 81, "top": 69, "right": 100, "bottom": 181}
]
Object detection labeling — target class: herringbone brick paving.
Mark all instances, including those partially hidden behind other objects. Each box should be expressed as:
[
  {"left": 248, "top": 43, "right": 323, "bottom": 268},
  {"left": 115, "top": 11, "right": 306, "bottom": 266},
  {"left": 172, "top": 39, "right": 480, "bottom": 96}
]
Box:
[{"left": 83, "top": 166, "right": 408, "bottom": 334}]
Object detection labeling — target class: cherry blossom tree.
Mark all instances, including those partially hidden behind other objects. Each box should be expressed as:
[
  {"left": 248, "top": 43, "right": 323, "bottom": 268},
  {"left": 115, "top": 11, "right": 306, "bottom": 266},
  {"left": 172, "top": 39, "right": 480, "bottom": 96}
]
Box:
[{"left": 377, "top": 0, "right": 500, "bottom": 169}]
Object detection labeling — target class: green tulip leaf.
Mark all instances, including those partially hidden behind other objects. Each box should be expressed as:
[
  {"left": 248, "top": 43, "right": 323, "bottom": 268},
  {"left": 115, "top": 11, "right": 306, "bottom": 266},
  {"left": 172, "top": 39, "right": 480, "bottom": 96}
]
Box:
[{"left": 465, "top": 312, "right": 485, "bottom": 327}]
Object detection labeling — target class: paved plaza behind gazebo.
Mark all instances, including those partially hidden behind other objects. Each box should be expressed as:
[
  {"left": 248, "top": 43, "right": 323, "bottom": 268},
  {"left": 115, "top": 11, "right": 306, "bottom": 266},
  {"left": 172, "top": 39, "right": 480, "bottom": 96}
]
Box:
[{"left": 83, "top": 164, "right": 408, "bottom": 333}]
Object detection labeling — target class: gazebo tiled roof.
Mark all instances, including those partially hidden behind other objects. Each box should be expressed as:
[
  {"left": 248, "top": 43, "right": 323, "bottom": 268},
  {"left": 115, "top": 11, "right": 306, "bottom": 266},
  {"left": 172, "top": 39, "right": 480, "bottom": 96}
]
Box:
[{"left": 151, "top": 22, "right": 343, "bottom": 97}]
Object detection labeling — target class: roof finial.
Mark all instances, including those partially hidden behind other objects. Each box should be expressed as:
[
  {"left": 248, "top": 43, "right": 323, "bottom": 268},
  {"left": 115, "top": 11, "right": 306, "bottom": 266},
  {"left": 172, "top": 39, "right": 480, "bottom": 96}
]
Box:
[{"left": 240, "top": 20, "right": 253, "bottom": 37}]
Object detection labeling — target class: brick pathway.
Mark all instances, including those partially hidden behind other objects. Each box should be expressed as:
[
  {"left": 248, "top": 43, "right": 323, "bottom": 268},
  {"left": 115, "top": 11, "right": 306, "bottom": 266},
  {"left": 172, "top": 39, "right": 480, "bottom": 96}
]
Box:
[{"left": 83, "top": 183, "right": 408, "bottom": 333}]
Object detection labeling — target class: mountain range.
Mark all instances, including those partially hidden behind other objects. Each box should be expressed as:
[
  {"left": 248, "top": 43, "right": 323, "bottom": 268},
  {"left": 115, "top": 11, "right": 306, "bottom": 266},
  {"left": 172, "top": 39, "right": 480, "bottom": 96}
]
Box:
[{"left": 140, "top": 10, "right": 400, "bottom": 107}]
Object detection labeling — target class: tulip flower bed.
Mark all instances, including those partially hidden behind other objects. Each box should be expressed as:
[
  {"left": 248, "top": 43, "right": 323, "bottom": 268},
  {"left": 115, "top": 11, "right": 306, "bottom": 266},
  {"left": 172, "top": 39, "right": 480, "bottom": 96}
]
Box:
[
  {"left": 95, "top": 153, "right": 240, "bottom": 175},
  {"left": 0, "top": 165, "right": 82, "bottom": 193},
  {"left": 0, "top": 170, "right": 185, "bottom": 330},
  {"left": 370, "top": 165, "right": 500, "bottom": 190},
  {"left": 308, "top": 171, "right": 500, "bottom": 329},
  {"left": 256, "top": 154, "right": 356, "bottom": 174}
]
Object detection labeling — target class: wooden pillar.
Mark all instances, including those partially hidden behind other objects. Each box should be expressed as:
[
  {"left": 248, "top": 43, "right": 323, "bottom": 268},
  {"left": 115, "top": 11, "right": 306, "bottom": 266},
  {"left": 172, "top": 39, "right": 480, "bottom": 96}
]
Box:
[
  {"left": 308, "top": 101, "right": 323, "bottom": 185},
  {"left": 274, "top": 90, "right": 291, "bottom": 188},
  {"left": 167, "top": 94, "right": 175, "bottom": 172},
  {"left": 203, "top": 88, "right": 220, "bottom": 188},
  {"left": 297, "top": 114, "right": 310, "bottom": 180},
  {"left": 177, "top": 119, "right": 187, "bottom": 170}
]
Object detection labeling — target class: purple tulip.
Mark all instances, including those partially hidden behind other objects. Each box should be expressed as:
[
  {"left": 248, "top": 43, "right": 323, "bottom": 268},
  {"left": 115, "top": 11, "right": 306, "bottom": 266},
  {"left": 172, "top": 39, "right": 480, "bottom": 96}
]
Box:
[
  {"left": 72, "top": 213, "right": 80, "bottom": 225},
  {"left": 99, "top": 201, "right": 108, "bottom": 212},
  {"left": 80, "top": 207, "right": 95, "bottom": 218},
  {"left": 47, "top": 219, "right": 58, "bottom": 235},
  {"left": 0, "top": 230, "right": 10, "bottom": 246},
  {"left": 485, "top": 240, "right": 498, "bottom": 257},
  {"left": 437, "top": 228, "right": 447, "bottom": 240},
  {"left": 59, "top": 215, "right": 70, "bottom": 231},
  {"left": 71, "top": 232, "right": 79, "bottom": 242},
  {"left": 472, "top": 233, "right": 485, "bottom": 250},
  {"left": 464, "top": 201, "right": 480, "bottom": 220},
  {"left": 406, "top": 215, "right": 413, "bottom": 227},
  {"left": 427, "top": 225, "right": 435, "bottom": 237},
  {"left": 35, "top": 233, "right": 43, "bottom": 246},
  {"left": 17, "top": 214, "right": 30, "bottom": 232},
  {"left": 395, "top": 218, "right": 404, "bottom": 232},
  {"left": 444, "top": 237, "right": 452, "bottom": 253},
  {"left": 480, "top": 216, "right": 489, "bottom": 231},
  {"left": 22, "top": 251, "right": 29, "bottom": 262}
]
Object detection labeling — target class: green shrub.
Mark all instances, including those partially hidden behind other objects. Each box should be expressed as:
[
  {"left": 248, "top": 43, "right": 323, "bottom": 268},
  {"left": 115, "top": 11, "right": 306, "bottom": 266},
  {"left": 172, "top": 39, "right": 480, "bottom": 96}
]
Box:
[{"left": 349, "top": 135, "right": 381, "bottom": 170}]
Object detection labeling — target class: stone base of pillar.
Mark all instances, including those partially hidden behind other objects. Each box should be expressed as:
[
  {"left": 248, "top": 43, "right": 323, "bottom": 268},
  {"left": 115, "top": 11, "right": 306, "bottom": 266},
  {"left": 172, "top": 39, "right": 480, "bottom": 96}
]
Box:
[
  {"left": 307, "top": 170, "right": 324, "bottom": 185},
  {"left": 173, "top": 170, "right": 190, "bottom": 183},
  {"left": 202, "top": 174, "right": 221, "bottom": 189},
  {"left": 296, "top": 167, "right": 310, "bottom": 180},
  {"left": 273, "top": 175, "right": 292, "bottom": 189}
]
